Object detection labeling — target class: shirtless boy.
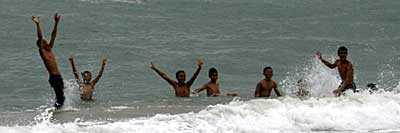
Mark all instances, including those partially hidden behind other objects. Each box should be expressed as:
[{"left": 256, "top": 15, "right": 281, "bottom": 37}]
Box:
[
  {"left": 69, "top": 55, "right": 106, "bottom": 101},
  {"left": 32, "top": 13, "right": 64, "bottom": 108},
  {"left": 316, "top": 46, "right": 357, "bottom": 96},
  {"left": 254, "top": 67, "right": 282, "bottom": 97},
  {"left": 150, "top": 59, "right": 202, "bottom": 97},
  {"left": 192, "top": 68, "right": 238, "bottom": 97}
]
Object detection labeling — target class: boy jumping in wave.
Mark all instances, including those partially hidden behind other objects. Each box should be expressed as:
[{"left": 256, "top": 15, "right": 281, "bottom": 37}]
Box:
[
  {"left": 254, "top": 66, "right": 282, "bottom": 97},
  {"left": 150, "top": 59, "right": 203, "bottom": 97},
  {"left": 69, "top": 55, "right": 107, "bottom": 101},
  {"left": 192, "top": 68, "right": 238, "bottom": 97},
  {"left": 32, "top": 13, "right": 65, "bottom": 109},
  {"left": 316, "top": 46, "right": 357, "bottom": 96}
]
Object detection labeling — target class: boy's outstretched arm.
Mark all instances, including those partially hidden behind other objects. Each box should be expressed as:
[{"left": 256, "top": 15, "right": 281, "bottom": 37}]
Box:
[
  {"left": 192, "top": 85, "right": 206, "bottom": 94},
  {"left": 316, "top": 51, "right": 337, "bottom": 69},
  {"left": 69, "top": 55, "right": 81, "bottom": 83},
  {"left": 150, "top": 62, "right": 175, "bottom": 86},
  {"left": 187, "top": 59, "right": 203, "bottom": 87},
  {"left": 92, "top": 58, "right": 107, "bottom": 86},
  {"left": 254, "top": 83, "right": 261, "bottom": 97},
  {"left": 49, "top": 13, "right": 60, "bottom": 48},
  {"left": 32, "top": 16, "right": 43, "bottom": 44}
]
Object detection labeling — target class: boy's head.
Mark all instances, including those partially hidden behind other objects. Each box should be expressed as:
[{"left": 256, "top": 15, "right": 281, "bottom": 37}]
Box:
[
  {"left": 176, "top": 70, "right": 186, "bottom": 84},
  {"left": 337, "top": 46, "right": 348, "bottom": 61},
  {"left": 208, "top": 68, "right": 218, "bottom": 82},
  {"left": 263, "top": 66, "right": 273, "bottom": 78},
  {"left": 36, "top": 39, "right": 47, "bottom": 48},
  {"left": 81, "top": 71, "right": 92, "bottom": 84}
]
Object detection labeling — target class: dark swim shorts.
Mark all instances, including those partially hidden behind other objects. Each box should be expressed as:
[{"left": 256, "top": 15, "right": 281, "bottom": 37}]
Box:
[
  {"left": 49, "top": 74, "right": 65, "bottom": 109},
  {"left": 340, "top": 82, "right": 358, "bottom": 93}
]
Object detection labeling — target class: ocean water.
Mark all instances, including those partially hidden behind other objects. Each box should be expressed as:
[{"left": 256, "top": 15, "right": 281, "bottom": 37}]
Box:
[{"left": 1, "top": 0, "right": 400, "bottom": 132}]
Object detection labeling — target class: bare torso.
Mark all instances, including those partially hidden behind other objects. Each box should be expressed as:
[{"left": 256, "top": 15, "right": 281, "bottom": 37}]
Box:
[
  {"left": 173, "top": 83, "right": 191, "bottom": 97},
  {"left": 335, "top": 60, "right": 353, "bottom": 82},
  {"left": 38, "top": 45, "right": 59, "bottom": 75},
  {"left": 258, "top": 80, "right": 277, "bottom": 97},
  {"left": 204, "top": 82, "right": 221, "bottom": 96},
  {"left": 81, "top": 83, "right": 95, "bottom": 100}
]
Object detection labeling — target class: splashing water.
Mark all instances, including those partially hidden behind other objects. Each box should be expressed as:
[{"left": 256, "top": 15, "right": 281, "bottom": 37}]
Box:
[
  {"left": 282, "top": 56, "right": 341, "bottom": 98},
  {"left": 31, "top": 80, "right": 81, "bottom": 124}
]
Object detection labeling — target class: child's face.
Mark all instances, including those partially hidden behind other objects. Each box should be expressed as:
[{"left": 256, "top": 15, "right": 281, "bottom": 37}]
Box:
[
  {"left": 83, "top": 73, "right": 92, "bottom": 83},
  {"left": 338, "top": 50, "right": 348, "bottom": 60},
  {"left": 210, "top": 72, "right": 218, "bottom": 82},
  {"left": 177, "top": 73, "right": 186, "bottom": 83},
  {"left": 264, "top": 69, "right": 273, "bottom": 78}
]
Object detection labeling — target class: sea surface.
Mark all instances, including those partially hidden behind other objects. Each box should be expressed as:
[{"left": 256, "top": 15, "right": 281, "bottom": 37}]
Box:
[{"left": 1, "top": 0, "right": 400, "bottom": 132}]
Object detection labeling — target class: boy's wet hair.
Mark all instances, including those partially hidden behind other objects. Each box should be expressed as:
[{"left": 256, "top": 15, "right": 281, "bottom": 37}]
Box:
[
  {"left": 81, "top": 71, "right": 91, "bottom": 77},
  {"left": 176, "top": 70, "right": 185, "bottom": 79},
  {"left": 263, "top": 66, "right": 272, "bottom": 74},
  {"left": 208, "top": 68, "right": 218, "bottom": 77},
  {"left": 337, "top": 46, "right": 348, "bottom": 54}
]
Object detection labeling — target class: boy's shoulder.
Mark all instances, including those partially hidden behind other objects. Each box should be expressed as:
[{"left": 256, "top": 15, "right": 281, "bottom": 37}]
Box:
[
  {"left": 347, "top": 60, "right": 353, "bottom": 65},
  {"left": 271, "top": 80, "right": 277, "bottom": 85}
]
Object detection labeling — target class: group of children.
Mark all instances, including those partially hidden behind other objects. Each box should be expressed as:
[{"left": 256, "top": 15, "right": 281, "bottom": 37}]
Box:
[
  {"left": 33, "top": 14, "right": 355, "bottom": 109},
  {"left": 149, "top": 46, "right": 356, "bottom": 98},
  {"left": 150, "top": 60, "right": 282, "bottom": 97}
]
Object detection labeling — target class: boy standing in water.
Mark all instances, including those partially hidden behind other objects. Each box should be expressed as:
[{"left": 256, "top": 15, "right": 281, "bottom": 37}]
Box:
[
  {"left": 254, "top": 66, "right": 282, "bottom": 97},
  {"left": 150, "top": 59, "right": 203, "bottom": 97},
  {"left": 32, "top": 14, "right": 65, "bottom": 108},
  {"left": 192, "top": 68, "right": 238, "bottom": 96},
  {"left": 69, "top": 55, "right": 107, "bottom": 101},
  {"left": 316, "top": 46, "right": 356, "bottom": 96}
]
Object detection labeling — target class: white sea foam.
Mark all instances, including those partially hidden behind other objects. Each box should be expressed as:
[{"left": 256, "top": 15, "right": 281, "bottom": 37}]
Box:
[{"left": 2, "top": 91, "right": 400, "bottom": 133}]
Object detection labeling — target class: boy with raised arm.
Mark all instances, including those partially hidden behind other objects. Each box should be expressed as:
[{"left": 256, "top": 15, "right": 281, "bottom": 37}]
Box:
[
  {"left": 32, "top": 13, "right": 65, "bottom": 109},
  {"left": 192, "top": 68, "right": 238, "bottom": 97},
  {"left": 254, "top": 66, "right": 282, "bottom": 97},
  {"left": 69, "top": 55, "right": 107, "bottom": 101},
  {"left": 150, "top": 59, "right": 203, "bottom": 97},
  {"left": 316, "top": 46, "right": 356, "bottom": 96}
]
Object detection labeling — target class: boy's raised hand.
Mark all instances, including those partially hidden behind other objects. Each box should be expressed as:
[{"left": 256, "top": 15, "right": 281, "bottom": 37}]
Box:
[
  {"left": 102, "top": 57, "right": 107, "bottom": 64},
  {"left": 32, "top": 16, "right": 40, "bottom": 24},
  {"left": 316, "top": 51, "right": 322, "bottom": 60},
  {"left": 197, "top": 59, "right": 203, "bottom": 67},
  {"left": 69, "top": 55, "right": 74, "bottom": 62},
  {"left": 54, "top": 13, "right": 61, "bottom": 22},
  {"left": 150, "top": 62, "right": 156, "bottom": 69}
]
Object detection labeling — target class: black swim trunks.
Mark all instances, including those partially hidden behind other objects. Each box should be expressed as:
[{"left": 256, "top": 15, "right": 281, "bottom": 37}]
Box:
[
  {"left": 49, "top": 74, "right": 65, "bottom": 109},
  {"left": 340, "top": 82, "right": 358, "bottom": 93}
]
